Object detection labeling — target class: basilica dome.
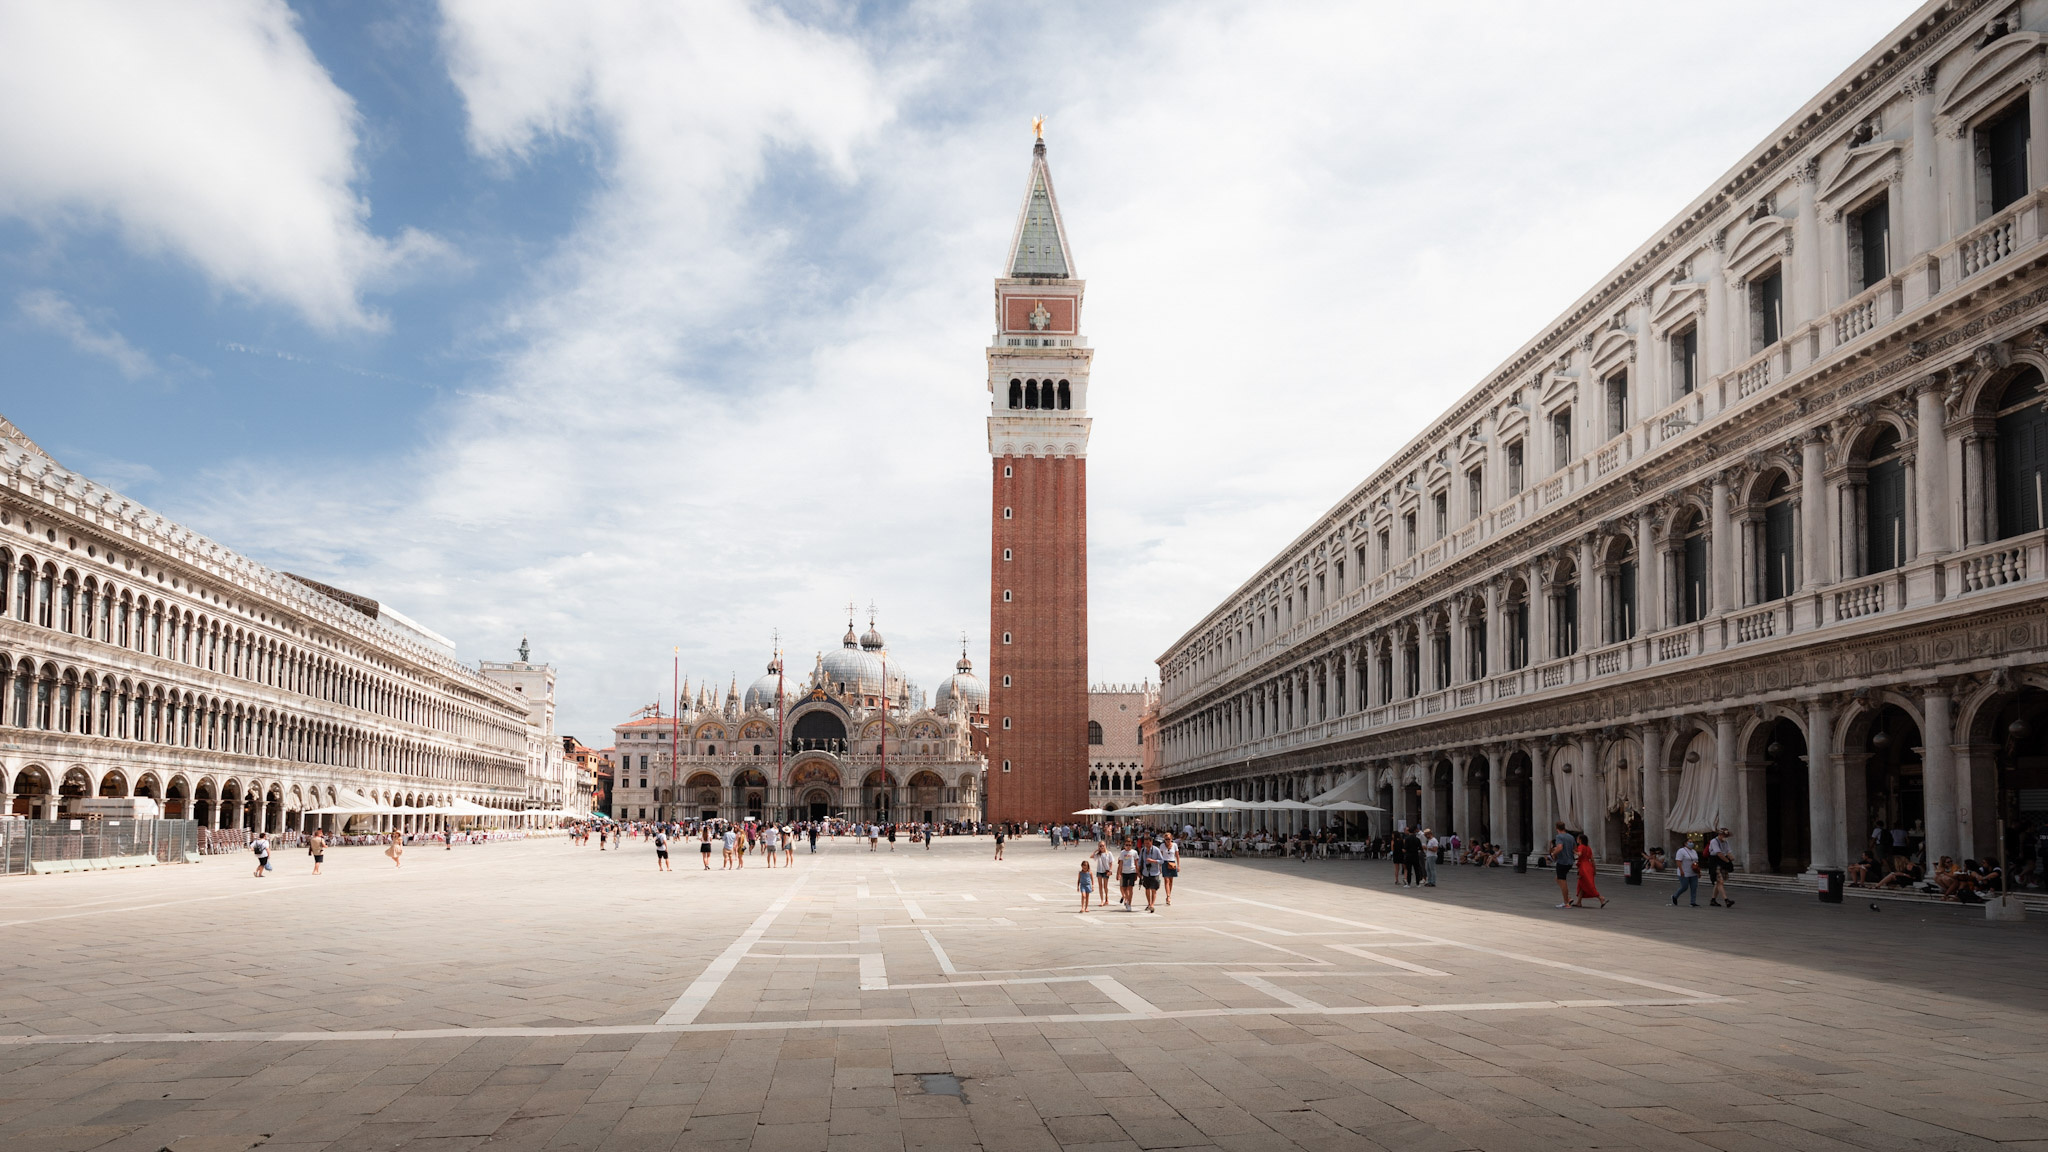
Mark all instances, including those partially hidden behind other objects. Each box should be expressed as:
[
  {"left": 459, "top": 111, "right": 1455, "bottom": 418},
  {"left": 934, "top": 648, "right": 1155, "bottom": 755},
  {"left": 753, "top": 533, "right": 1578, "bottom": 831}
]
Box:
[
  {"left": 821, "top": 636, "right": 886, "bottom": 696},
  {"left": 743, "top": 660, "right": 787, "bottom": 711},
  {"left": 935, "top": 653, "right": 987, "bottom": 715}
]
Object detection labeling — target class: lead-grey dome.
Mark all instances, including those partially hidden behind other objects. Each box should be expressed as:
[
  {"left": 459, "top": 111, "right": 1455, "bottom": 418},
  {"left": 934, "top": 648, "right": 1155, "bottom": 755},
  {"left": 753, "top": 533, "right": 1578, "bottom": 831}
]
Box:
[
  {"left": 821, "top": 636, "right": 886, "bottom": 696},
  {"left": 936, "top": 653, "right": 987, "bottom": 715},
  {"left": 743, "top": 659, "right": 786, "bottom": 711}
]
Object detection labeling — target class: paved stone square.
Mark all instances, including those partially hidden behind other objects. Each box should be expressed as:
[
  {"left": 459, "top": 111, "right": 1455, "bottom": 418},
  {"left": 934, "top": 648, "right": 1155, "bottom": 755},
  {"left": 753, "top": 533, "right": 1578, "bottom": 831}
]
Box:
[{"left": 0, "top": 834, "right": 2043, "bottom": 1152}]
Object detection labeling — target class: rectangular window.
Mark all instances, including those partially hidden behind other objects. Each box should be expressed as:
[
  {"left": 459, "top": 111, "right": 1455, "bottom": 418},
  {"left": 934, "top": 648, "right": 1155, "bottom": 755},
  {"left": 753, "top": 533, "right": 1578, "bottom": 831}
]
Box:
[
  {"left": 1466, "top": 617, "right": 1487, "bottom": 680},
  {"left": 1402, "top": 512, "right": 1417, "bottom": 557},
  {"left": 1550, "top": 408, "right": 1572, "bottom": 471},
  {"left": 1604, "top": 371, "right": 1627, "bottom": 440},
  {"left": 1849, "top": 195, "right": 1890, "bottom": 291},
  {"left": 1466, "top": 468, "right": 1483, "bottom": 520},
  {"left": 1431, "top": 632, "right": 1450, "bottom": 691},
  {"left": 1672, "top": 326, "right": 1698, "bottom": 397},
  {"left": 1552, "top": 586, "right": 1578, "bottom": 658},
  {"left": 1607, "top": 560, "right": 1637, "bottom": 643},
  {"left": 1333, "top": 559, "right": 1344, "bottom": 594},
  {"left": 1431, "top": 492, "right": 1447, "bottom": 539},
  {"left": 1377, "top": 530, "right": 1390, "bottom": 570},
  {"left": 1506, "top": 440, "right": 1524, "bottom": 495},
  {"left": 1750, "top": 267, "right": 1783, "bottom": 351},
  {"left": 1981, "top": 99, "right": 2030, "bottom": 218}
]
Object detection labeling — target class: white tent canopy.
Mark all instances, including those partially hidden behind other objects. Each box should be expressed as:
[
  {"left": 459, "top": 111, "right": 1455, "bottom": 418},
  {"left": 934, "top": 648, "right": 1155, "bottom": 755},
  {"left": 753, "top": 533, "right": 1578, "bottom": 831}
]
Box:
[{"left": 1308, "top": 774, "right": 1380, "bottom": 807}]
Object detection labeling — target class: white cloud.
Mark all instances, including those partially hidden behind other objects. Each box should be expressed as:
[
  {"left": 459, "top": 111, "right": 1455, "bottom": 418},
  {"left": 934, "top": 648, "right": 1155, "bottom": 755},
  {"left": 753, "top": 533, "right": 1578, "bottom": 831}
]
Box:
[
  {"left": 184, "top": 0, "right": 1922, "bottom": 739},
  {"left": 0, "top": 0, "right": 438, "bottom": 330},
  {"left": 16, "top": 289, "right": 153, "bottom": 378}
]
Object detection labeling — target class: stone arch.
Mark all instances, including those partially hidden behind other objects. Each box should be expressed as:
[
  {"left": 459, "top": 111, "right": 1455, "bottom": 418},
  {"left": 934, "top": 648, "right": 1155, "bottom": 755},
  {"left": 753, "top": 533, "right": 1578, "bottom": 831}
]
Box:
[
  {"left": 11, "top": 763, "right": 52, "bottom": 818},
  {"left": 1741, "top": 710, "right": 1810, "bottom": 874}
]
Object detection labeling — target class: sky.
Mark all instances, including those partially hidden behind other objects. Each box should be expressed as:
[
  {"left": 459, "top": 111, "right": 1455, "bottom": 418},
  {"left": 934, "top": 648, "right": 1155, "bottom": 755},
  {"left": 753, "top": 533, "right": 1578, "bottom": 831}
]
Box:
[{"left": 0, "top": 0, "right": 1924, "bottom": 741}]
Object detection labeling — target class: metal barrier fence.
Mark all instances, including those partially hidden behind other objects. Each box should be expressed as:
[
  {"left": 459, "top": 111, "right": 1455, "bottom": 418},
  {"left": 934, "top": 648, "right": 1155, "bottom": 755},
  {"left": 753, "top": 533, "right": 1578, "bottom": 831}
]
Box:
[{"left": 0, "top": 818, "right": 200, "bottom": 875}]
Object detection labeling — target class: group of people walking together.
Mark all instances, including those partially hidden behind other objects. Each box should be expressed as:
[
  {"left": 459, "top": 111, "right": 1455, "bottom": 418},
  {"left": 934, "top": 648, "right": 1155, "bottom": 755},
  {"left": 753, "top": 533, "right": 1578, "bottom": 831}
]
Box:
[{"left": 1076, "top": 833, "right": 1180, "bottom": 913}]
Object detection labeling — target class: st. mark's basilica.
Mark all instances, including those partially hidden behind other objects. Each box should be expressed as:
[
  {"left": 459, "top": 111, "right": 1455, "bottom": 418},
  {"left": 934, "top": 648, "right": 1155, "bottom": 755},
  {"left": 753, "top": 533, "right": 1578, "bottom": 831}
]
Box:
[{"left": 605, "top": 616, "right": 989, "bottom": 826}]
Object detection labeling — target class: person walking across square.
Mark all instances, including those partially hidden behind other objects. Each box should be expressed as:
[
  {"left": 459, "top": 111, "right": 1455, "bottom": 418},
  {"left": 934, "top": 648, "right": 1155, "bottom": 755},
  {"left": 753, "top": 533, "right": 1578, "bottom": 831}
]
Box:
[
  {"left": 1551, "top": 822, "right": 1577, "bottom": 907},
  {"left": 1671, "top": 839, "right": 1700, "bottom": 906}
]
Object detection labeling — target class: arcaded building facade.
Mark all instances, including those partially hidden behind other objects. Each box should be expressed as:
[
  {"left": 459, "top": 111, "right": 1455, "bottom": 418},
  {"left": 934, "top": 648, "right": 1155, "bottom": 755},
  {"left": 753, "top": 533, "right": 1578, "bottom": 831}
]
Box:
[
  {"left": 0, "top": 416, "right": 533, "bottom": 829},
  {"left": 1154, "top": 1, "right": 2048, "bottom": 877}
]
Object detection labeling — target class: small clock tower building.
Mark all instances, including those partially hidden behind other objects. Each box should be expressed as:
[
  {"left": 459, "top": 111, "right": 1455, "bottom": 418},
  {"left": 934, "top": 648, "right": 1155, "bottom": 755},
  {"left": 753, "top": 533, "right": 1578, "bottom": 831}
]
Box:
[{"left": 985, "top": 129, "right": 1091, "bottom": 826}]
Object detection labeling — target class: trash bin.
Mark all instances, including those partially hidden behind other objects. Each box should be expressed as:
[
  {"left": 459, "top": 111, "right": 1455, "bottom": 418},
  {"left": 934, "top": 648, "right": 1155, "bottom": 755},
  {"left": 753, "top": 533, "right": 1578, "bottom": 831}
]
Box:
[
  {"left": 1512, "top": 852, "right": 1527, "bottom": 874},
  {"left": 1623, "top": 858, "right": 1643, "bottom": 886},
  {"left": 1818, "top": 868, "right": 1844, "bottom": 903}
]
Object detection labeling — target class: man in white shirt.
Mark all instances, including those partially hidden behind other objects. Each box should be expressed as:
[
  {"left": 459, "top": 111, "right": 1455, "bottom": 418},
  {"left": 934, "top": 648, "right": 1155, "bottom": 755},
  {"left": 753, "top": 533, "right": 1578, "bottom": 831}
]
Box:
[
  {"left": 1671, "top": 840, "right": 1700, "bottom": 906},
  {"left": 1117, "top": 843, "right": 1140, "bottom": 910},
  {"left": 1706, "top": 829, "right": 1735, "bottom": 907},
  {"left": 1422, "top": 831, "right": 1439, "bottom": 887},
  {"left": 761, "top": 824, "right": 779, "bottom": 868}
]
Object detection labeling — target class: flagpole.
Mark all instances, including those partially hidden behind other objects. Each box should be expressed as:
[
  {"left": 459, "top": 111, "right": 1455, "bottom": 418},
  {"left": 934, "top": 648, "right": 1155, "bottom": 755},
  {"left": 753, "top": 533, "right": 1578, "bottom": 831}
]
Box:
[
  {"left": 774, "top": 629, "right": 785, "bottom": 821},
  {"left": 670, "top": 647, "right": 680, "bottom": 826}
]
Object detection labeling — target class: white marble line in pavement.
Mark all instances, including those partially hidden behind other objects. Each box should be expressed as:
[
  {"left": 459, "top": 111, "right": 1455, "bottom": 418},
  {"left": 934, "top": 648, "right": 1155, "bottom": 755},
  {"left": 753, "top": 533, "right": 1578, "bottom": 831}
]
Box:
[
  {"left": 1325, "top": 943, "right": 1451, "bottom": 976},
  {"left": 920, "top": 929, "right": 957, "bottom": 975},
  {"left": 656, "top": 869, "right": 812, "bottom": 1025},
  {"left": 1229, "top": 972, "right": 1327, "bottom": 1010},
  {"left": 1088, "top": 976, "right": 1163, "bottom": 1017},
  {"left": 1206, "top": 889, "right": 1717, "bottom": 999},
  {"left": 858, "top": 954, "right": 888, "bottom": 990},
  {"left": 1201, "top": 926, "right": 1329, "bottom": 963},
  {"left": 0, "top": 995, "right": 1735, "bottom": 1046}
]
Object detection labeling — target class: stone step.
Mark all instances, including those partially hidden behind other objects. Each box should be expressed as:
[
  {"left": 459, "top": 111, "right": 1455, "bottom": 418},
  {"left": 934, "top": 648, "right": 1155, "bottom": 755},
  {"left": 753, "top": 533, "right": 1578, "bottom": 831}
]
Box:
[{"left": 1588, "top": 861, "right": 2048, "bottom": 913}]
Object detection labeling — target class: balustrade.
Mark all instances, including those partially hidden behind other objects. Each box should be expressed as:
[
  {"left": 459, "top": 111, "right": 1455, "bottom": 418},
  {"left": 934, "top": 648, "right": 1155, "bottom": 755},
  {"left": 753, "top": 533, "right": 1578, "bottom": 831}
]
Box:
[
  {"left": 1655, "top": 630, "right": 1692, "bottom": 660},
  {"left": 1959, "top": 214, "right": 2017, "bottom": 278},
  {"left": 1735, "top": 355, "right": 1771, "bottom": 399},
  {"left": 1734, "top": 608, "right": 1777, "bottom": 643},
  {"left": 1832, "top": 579, "right": 1885, "bottom": 621},
  {"left": 1955, "top": 544, "right": 2027, "bottom": 592}
]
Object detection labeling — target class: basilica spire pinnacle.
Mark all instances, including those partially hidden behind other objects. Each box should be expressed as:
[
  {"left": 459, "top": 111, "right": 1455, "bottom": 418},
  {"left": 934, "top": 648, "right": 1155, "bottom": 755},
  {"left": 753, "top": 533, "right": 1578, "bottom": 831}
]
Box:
[{"left": 1007, "top": 129, "right": 1072, "bottom": 279}]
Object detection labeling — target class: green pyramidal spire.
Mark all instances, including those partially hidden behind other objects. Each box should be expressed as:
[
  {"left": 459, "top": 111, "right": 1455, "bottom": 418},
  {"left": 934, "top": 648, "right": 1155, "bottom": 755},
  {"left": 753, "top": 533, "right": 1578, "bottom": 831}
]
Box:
[{"left": 1008, "top": 135, "right": 1072, "bottom": 278}]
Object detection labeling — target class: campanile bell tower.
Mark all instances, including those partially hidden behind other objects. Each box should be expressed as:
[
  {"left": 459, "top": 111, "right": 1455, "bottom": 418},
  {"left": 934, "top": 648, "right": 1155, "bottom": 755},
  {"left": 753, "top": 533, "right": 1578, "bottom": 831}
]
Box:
[{"left": 985, "top": 126, "right": 1090, "bottom": 826}]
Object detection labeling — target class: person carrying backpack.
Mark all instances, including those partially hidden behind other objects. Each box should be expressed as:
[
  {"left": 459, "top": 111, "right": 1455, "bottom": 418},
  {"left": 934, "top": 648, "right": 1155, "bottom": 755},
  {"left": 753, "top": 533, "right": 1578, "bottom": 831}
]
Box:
[{"left": 251, "top": 832, "right": 271, "bottom": 878}]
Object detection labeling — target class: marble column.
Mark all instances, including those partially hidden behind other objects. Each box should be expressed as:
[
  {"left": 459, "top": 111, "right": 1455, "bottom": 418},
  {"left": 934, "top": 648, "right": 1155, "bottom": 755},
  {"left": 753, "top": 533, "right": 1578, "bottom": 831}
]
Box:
[
  {"left": 1577, "top": 533, "right": 1597, "bottom": 654},
  {"left": 1635, "top": 506, "right": 1657, "bottom": 639},
  {"left": 1801, "top": 431, "right": 1830, "bottom": 590},
  {"left": 1964, "top": 433, "right": 1990, "bottom": 548},
  {"left": 1449, "top": 752, "right": 1469, "bottom": 846},
  {"left": 1714, "top": 712, "right": 1739, "bottom": 862},
  {"left": 1482, "top": 579, "right": 1503, "bottom": 679},
  {"left": 1711, "top": 474, "right": 1734, "bottom": 614},
  {"left": 1805, "top": 697, "right": 1842, "bottom": 872},
  {"left": 1531, "top": 742, "right": 1555, "bottom": 846},
  {"left": 1484, "top": 748, "right": 1505, "bottom": 847},
  {"left": 1642, "top": 721, "right": 1671, "bottom": 855},
  {"left": 1921, "top": 684, "right": 1958, "bottom": 865},
  {"left": 1579, "top": 733, "right": 1605, "bottom": 859}
]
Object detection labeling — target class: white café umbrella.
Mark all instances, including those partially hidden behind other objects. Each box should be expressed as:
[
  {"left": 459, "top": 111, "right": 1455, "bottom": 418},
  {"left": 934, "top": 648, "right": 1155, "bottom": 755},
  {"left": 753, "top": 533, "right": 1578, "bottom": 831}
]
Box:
[
  {"left": 1312, "top": 800, "right": 1384, "bottom": 812},
  {"left": 1072, "top": 808, "right": 1111, "bottom": 816}
]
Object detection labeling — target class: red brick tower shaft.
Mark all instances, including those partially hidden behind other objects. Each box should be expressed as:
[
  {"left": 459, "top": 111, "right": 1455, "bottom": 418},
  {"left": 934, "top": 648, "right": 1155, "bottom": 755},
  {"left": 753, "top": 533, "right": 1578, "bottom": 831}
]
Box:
[{"left": 985, "top": 129, "right": 1091, "bottom": 826}]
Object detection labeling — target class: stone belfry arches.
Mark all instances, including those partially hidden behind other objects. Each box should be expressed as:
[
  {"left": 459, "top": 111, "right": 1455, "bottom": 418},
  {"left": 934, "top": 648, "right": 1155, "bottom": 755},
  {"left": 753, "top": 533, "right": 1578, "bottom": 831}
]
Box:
[{"left": 985, "top": 125, "right": 1092, "bottom": 825}]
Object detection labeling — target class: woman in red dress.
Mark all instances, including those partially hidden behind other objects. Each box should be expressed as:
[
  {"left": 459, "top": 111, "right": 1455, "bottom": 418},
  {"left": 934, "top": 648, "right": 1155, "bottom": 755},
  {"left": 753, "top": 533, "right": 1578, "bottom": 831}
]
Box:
[{"left": 1571, "top": 833, "right": 1605, "bottom": 907}]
